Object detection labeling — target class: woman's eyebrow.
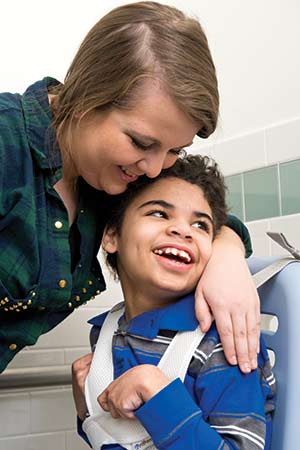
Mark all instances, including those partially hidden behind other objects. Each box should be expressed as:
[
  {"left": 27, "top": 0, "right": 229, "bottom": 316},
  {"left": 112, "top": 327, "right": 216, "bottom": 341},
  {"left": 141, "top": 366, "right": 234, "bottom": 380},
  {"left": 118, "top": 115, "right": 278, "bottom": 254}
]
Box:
[{"left": 126, "top": 130, "right": 193, "bottom": 148}]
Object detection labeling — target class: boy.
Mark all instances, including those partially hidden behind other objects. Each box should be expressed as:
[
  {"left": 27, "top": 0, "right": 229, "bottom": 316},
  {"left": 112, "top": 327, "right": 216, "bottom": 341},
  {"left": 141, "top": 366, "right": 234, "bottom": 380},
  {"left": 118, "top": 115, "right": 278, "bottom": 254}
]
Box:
[{"left": 73, "top": 155, "right": 275, "bottom": 450}]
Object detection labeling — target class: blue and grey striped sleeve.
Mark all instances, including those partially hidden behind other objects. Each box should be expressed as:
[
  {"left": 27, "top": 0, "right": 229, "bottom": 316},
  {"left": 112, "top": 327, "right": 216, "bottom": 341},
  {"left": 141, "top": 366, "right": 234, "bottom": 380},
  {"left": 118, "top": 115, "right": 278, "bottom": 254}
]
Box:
[{"left": 136, "top": 330, "right": 275, "bottom": 449}]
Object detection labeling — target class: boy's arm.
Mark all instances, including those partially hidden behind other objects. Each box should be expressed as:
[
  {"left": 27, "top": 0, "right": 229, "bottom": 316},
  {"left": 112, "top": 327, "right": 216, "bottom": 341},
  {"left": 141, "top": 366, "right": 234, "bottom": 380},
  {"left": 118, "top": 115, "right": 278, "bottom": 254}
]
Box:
[
  {"left": 72, "top": 353, "right": 93, "bottom": 420},
  {"left": 135, "top": 338, "right": 274, "bottom": 450}
]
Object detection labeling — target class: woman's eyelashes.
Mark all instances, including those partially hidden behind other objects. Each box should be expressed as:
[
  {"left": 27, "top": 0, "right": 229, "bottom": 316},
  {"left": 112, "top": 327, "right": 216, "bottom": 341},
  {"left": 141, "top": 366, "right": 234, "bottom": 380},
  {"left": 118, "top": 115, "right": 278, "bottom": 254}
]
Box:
[
  {"left": 131, "top": 137, "right": 152, "bottom": 151},
  {"left": 130, "top": 136, "right": 185, "bottom": 156}
]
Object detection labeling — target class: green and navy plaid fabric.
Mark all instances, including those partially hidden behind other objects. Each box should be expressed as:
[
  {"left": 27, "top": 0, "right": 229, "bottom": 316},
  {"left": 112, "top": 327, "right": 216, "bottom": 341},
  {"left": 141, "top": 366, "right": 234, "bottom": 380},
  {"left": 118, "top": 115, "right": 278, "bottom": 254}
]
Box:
[
  {"left": 0, "top": 78, "right": 108, "bottom": 372},
  {"left": 0, "top": 77, "right": 252, "bottom": 373}
]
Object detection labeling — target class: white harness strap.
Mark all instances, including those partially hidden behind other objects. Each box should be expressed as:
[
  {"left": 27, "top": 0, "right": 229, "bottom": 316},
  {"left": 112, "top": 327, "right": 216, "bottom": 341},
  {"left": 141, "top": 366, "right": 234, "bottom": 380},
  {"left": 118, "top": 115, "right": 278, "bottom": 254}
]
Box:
[
  {"left": 84, "top": 303, "right": 204, "bottom": 450},
  {"left": 253, "top": 232, "right": 300, "bottom": 288}
]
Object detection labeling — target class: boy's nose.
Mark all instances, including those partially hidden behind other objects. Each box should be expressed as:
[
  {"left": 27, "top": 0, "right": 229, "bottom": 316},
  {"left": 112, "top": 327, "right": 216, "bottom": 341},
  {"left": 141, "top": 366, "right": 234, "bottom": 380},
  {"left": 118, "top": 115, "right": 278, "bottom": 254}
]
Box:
[{"left": 167, "top": 223, "right": 192, "bottom": 240}]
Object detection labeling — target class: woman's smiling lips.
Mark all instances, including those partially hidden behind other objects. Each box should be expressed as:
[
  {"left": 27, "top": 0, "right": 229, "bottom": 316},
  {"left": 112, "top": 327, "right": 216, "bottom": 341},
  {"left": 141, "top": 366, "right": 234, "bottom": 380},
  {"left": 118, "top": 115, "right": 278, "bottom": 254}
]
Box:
[{"left": 119, "top": 166, "right": 140, "bottom": 183}]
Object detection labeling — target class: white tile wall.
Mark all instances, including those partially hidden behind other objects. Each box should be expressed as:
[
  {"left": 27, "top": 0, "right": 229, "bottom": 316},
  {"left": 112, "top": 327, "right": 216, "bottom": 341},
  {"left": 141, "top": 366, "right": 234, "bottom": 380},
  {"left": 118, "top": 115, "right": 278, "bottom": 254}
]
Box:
[
  {"left": 0, "top": 392, "right": 30, "bottom": 437},
  {"left": 265, "top": 117, "right": 300, "bottom": 165},
  {"left": 30, "top": 388, "right": 75, "bottom": 433},
  {"left": 246, "top": 214, "right": 300, "bottom": 257},
  {"left": 212, "top": 130, "right": 267, "bottom": 176},
  {"left": 66, "top": 431, "right": 89, "bottom": 450},
  {"left": 1, "top": 117, "right": 299, "bottom": 450},
  {"left": 246, "top": 220, "right": 271, "bottom": 256}
]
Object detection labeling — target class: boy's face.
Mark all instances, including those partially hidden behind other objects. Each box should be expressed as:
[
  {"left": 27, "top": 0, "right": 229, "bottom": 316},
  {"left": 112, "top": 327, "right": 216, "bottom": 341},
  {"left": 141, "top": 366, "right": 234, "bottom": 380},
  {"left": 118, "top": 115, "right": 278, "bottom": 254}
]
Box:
[{"left": 103, "top": 177, "right": 214, "bottom": 304}]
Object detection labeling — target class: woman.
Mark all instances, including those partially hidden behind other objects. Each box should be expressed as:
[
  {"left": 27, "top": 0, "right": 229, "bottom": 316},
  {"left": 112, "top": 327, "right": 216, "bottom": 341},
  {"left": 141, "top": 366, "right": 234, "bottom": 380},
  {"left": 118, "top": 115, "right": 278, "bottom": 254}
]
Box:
[{"left": 0, "top": 1, "right": 259, "bottom": 374}]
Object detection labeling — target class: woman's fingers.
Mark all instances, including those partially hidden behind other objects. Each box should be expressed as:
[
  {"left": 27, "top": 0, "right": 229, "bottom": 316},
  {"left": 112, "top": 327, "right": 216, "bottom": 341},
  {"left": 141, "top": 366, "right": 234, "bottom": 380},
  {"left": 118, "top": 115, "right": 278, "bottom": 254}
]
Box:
[
  {"left": 246, "top": 301, "right": 261, "bottom": 369},
  {"left": 213, "top": 310, "right": 237, "bottom": 366},
  {"left": 194, "top": 286, "right": 213, "bottom": 332}
]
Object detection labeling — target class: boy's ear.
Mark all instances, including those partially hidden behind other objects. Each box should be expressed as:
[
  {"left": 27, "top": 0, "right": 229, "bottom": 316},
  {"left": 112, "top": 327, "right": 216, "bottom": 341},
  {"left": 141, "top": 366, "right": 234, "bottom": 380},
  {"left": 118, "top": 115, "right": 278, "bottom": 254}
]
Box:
[{"left": 102, "top": 225, "right": 118, "bottom": 254}]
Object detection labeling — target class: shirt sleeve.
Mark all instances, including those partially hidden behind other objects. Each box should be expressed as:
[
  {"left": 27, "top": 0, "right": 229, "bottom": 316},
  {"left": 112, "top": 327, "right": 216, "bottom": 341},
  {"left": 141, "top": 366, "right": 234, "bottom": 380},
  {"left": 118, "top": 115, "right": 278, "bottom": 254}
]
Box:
[
  {"left": 226, "top": 214, "right": 253, "bottom": 258},
  {"left": 135, "top": 347, "right": 273, "bottom": 449}
]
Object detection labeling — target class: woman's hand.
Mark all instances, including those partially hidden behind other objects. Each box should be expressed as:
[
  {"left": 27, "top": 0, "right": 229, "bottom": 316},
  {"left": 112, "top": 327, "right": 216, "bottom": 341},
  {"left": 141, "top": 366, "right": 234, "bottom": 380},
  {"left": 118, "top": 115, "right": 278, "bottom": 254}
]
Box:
[
  {"left": 195, "top": 226, "right": 260, "bottom": 374},
  {"left": 98, "top": 364, "right": 170, "bottom": 419},
  {"left": 72, "top": 352, "right": 93, "bottom": 421}
]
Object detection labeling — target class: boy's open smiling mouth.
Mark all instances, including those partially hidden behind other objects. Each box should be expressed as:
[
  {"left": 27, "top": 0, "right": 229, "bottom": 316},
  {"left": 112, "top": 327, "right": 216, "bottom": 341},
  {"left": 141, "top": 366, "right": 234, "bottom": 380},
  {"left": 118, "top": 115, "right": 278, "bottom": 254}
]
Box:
[{"left": 153, "top": 246, "right": 194, "bottom": 265}]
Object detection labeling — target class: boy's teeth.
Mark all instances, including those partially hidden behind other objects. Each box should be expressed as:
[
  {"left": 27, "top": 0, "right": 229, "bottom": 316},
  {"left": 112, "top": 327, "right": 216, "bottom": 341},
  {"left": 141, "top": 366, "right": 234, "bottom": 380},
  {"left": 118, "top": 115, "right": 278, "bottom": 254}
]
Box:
[{"left": 154, "top": 247, "right": 191, "bottom": 263}]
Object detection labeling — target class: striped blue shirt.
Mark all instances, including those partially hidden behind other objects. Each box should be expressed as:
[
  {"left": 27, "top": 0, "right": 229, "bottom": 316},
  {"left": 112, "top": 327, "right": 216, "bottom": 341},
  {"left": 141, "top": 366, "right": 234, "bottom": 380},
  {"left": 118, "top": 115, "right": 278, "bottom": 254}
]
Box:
[{"left": 78, "top": 294, "right": 275, "bottom": 449}]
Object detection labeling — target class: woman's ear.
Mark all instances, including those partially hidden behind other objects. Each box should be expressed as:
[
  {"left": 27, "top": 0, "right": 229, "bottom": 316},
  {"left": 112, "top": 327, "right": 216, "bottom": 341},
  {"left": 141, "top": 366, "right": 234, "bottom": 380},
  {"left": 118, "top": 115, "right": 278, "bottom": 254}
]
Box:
[{"left": 102, "top": 225, "right": 118, "bottom": 254}]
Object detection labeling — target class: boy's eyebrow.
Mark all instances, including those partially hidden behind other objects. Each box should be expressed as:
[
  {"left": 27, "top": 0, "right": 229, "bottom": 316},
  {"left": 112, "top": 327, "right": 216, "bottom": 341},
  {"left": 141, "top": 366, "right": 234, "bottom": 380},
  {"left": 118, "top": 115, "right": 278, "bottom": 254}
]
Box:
[
  {"left": 138, "top": 200, "right": 214, "bottom": 225},
  {"left": 126, "top": 130, "right": 193, "bottom": 148}
]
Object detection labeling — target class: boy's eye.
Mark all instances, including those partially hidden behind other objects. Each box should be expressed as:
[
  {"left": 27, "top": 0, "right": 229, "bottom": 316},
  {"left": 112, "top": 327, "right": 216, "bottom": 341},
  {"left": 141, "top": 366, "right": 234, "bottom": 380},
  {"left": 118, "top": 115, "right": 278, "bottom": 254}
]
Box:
[
  {"left": 147, "top": 210, "right": 168, "bottom": 219},
  {"left": 192, "top": 221, "right": 210, "bottom": 232}
]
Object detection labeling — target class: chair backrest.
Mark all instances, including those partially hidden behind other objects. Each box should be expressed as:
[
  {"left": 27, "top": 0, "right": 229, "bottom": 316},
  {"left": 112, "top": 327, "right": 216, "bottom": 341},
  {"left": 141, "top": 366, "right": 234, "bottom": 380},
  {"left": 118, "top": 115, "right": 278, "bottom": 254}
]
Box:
[{"left": 248, "top": 256, "right": 300, "bottom": 450}]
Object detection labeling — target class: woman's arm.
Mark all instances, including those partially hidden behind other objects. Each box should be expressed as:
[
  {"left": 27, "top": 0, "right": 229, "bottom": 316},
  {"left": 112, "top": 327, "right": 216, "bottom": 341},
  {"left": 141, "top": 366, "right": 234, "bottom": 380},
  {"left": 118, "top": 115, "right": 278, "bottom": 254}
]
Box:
[{"left": 195, "top": 225, "right": 260, "bottom": 373}]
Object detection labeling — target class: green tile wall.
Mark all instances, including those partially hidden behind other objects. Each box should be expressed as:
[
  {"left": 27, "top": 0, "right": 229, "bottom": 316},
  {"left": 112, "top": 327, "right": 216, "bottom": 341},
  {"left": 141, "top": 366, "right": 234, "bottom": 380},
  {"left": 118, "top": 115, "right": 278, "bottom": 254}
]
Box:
[
  {"left": 280, "top": 160, "right": 300, "bottom": 215},
  {"left": 225, "top": 174, "right": 244, "bottom": 220},
  {"left": 225, "top": 159, "right": 300, "bottom": 222}
]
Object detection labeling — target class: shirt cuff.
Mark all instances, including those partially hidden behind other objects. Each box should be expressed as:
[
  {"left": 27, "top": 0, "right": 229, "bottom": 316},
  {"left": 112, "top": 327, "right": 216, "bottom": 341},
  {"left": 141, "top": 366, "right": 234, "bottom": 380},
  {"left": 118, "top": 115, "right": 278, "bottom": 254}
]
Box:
[
  {"left": 226, "top": 214, "right": 253, "bottom": 258},
  {"left": 135, "top": 378, "right": 201, "bottom": 446},
  {"left": 77, "top": 416, "right": 92, "bottom": 448}
]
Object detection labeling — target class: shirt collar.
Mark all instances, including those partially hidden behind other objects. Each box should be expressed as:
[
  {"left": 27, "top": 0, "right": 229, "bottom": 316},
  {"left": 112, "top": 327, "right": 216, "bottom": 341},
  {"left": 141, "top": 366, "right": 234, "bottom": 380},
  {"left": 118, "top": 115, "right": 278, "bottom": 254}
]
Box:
[
  {"left": 22, "top": 77, "right": 62, "bottom": 169},
  {"left": 88, "top": 293, "right": 198, "bottom": 339}
]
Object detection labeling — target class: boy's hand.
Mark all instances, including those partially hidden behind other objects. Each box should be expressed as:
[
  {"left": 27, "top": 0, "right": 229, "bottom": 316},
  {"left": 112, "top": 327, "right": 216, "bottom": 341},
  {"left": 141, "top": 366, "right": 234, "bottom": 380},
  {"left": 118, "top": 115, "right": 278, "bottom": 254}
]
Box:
[
  {"left": 98, "top": 364, "right": 170, "bottom": 419},
  {"left": 72, "top": 352, "right": 93, "bottom": 420},
  {"left": 195, "top": 227, "right": 260, "bottom": 374}
]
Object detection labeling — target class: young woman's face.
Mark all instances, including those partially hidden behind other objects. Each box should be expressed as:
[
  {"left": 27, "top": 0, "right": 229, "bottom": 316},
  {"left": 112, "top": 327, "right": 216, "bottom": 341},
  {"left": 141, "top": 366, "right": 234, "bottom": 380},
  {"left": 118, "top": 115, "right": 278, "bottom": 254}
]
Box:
[
  {"left": 103, "top": 177, "right": 214, "bottom": 306},
  {"left": 68, "top": 81, "right": 199, "bottom": 194}
]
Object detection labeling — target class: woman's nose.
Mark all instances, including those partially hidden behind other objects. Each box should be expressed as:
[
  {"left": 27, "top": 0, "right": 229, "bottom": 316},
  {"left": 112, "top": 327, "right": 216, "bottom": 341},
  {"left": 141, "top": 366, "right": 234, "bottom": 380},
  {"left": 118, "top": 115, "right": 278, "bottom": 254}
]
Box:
[{"left": 136, "top": 151, "right": 169, "bottom": 178}]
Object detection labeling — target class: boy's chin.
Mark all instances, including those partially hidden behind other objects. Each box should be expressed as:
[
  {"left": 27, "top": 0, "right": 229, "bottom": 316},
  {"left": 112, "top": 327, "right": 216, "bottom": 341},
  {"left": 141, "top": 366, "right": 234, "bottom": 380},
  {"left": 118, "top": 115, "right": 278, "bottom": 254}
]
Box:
[{"left": 155, "top": 285, "right": 196, "bottom": 301}]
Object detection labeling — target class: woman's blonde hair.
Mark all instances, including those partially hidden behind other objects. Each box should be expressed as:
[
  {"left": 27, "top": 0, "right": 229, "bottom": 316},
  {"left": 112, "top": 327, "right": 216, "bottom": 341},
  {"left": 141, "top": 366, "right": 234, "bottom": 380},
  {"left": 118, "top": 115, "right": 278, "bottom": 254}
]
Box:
[{"left": 51, "top": 1, "right": 219, "bottom": 148}]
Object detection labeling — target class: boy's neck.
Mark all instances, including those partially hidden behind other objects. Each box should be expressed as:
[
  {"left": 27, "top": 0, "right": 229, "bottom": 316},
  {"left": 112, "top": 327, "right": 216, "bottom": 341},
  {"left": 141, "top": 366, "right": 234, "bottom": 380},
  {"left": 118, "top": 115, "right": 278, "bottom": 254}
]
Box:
[{"left": 121, "top": 287, "right": 180, "bottom": 321}]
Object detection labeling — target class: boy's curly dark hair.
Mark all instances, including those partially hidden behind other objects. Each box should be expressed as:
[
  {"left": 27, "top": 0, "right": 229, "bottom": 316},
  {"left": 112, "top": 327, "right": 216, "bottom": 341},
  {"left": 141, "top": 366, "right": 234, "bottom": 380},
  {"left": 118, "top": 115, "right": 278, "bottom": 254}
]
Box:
[{"left": 105, "top": 154, "right": 228, "bottom": 276}]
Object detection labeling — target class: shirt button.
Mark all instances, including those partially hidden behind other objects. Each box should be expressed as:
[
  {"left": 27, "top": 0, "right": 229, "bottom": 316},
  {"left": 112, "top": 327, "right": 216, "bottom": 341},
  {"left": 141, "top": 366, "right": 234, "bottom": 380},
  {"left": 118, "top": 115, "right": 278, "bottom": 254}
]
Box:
[
  {"left": 54, "top": 221, "right": 63, "bottom": 229},
  {"left": 75, "top": 295, "right": 81, "bottom": 302},
  {"left": 59, "top": 279, "right": 67, "bottom": 289},
  {"left": 9, "top": 344, "right": 17, "bottom": 351}
]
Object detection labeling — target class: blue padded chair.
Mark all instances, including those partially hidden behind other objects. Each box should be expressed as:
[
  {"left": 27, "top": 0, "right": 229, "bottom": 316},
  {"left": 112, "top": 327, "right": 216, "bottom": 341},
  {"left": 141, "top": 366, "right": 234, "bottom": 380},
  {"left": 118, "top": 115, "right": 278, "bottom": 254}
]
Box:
[{"left": 248, "top": 256, "right": 300, "bottom": 450}]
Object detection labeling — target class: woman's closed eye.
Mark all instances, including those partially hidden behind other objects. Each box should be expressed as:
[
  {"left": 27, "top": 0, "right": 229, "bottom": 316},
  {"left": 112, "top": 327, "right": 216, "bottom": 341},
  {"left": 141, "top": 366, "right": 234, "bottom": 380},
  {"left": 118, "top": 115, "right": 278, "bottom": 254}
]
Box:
[
  {"left": 169, "top": 148, "right": 186, "bottom": 157},
  {"left": 131, "top": 137, "right": 152, "bottom": 151},
  {"left": 131, "top": 136, "right": 186, "bottom": 157}
]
